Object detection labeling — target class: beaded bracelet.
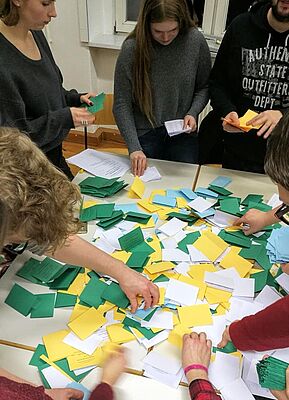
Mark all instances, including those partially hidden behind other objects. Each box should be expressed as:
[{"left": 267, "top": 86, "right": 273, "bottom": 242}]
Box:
[{"left": 184, "top": 364, "right": 208, "bottom": 375}]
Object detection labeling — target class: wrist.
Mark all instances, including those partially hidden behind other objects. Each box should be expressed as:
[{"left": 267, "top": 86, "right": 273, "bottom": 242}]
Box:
[{"left": 186, "top": 370, "right": 209, "bottom": 384}]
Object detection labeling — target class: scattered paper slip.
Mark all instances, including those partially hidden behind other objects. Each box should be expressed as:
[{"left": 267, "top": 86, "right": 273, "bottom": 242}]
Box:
[
  {"left": 140, "top": 166, "right": 162, "bottom": 182},
  {"left": 164, "top": 119, "right": 191, "bottom": 137}
]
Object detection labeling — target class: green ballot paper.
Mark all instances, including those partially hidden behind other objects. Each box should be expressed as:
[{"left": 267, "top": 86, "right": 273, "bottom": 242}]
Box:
[
  {"left": 257, "top": 356, "right": 289, "bottom": 390},
  {"left": 81, "top": 92, "right": 106, "bottom": 114}
]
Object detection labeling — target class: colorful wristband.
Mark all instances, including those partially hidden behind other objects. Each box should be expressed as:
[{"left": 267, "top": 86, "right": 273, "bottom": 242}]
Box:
[{"left": 184, "top": 364, "right": 208, "bottom": 375}]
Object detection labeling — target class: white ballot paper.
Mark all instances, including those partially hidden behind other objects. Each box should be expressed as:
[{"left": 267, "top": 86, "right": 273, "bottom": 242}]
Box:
[
  {"left": 164, "top": 119, "right": 191, "bottom": 137},
  {"left": 66, "top": 149, "right": 130, "bottom": 178}
]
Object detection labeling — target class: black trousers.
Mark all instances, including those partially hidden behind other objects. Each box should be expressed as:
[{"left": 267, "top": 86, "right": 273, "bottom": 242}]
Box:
[{"left": 45, "top": 144, "right": 74, "bottom": 181}]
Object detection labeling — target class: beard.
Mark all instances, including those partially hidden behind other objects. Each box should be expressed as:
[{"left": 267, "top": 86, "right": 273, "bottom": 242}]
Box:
[{"left": 272, "top": 1, "right": 289, "bottom": 22}]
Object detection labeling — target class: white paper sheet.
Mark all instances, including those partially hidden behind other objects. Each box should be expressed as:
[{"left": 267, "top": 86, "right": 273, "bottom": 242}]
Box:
[
  {"left": 140, "top": 166, "right": 162, "bottom": 182},
  {"left": 162, "top": 248, "right": 190, "bottom": 262},
  {"left": 158, "top": 217, "right": 187, "bottom": 236},
  {"left": 141, "top": 310, "right": 174, "bottom": 330},
  {"left": 63, "top": 329, "right": 108, "bottom": 355},
  {"left": 66, "top": 149, "right": 130, "bottom": 178},
  {"left": 42, "top": 366, "right": 73, "bottom": 388},
  {"left": 209, "top": 352, "right": 241, "bottom": 390},
  {"left": 221, "top": 378, "right": 255, "bottom": 400},
  {"left": 164, "top": 119, "right": 191, "bottom": 137},
  {"left": 254, "top": 285, "right": 282, "bottom": 307},
  {"left": 188, "top": 197, "right": 217, "bottom": 213},
  {"left": 165, "top": 278, "right": 199, "bottom": 306},
  {"left": 187, "top": 245, "right": 210, "bottom": 263},
  {"left": 142, "top": 349, "right": 182, "bottom": 375}
]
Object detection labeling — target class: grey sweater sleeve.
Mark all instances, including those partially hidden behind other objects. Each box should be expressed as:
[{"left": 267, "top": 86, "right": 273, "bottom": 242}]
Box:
[
  {"left": 113, "top": 41, "right": 143, "bottom": 154},
  {"left": 186, "top": 33, "right": 211, "bottom": 119}
]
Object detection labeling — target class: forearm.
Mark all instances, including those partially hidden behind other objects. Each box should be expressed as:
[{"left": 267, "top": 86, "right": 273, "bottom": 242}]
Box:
[
  {"left": 64, "top": 88, "right": 82, "bottom": 107},
  {"left": 263, "top": 206, "right": 280, "bottom": 226},
  {"left": 229, "top": 295, "right": 289, "bottom": 351},
  {"left": 47, "top": 235, "right": 128, "bottom": 282}
]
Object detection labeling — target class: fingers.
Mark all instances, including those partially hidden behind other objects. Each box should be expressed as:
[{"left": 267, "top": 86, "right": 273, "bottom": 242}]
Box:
[
  {"left": 217, "top": 330, "right": 229, "bottom": 348},
  {"left": 136, "top": 157, "right": 147, "bottom": 177},
  {"left": 141, "top": 287, "right": 153, "bottom": 310},
  {"left": 130, "top": 152, "right": 147, "bottom": 176},
  {"left": 127, "top": 295, "right": 138, "bottom": 314},
  {"left": 67, "top": 388, "right": 84, "bottom": 399},
  {"left": 150, "top": 282, "right": 160, "bottom": 307}
]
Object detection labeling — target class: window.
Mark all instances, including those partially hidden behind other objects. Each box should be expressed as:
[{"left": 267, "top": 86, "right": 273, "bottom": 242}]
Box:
[{"left": 115, "top": 0, "right": 256, "bottom": 38}]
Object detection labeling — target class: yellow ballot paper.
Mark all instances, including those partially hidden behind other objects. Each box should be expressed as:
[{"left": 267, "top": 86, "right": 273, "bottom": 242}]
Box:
[
  {"left": 138, "top": 199, "right": 161, "bottom": 213},
  {"left": 223, "top": 109, "right": 262, "bottom": 132},
  {"left": 128, "top": 176, "right": 145, "bottom": 198},
  {"left": 178, "top": 275, "right": 207, "bottom": 300},
  {"left": 178, "top": 304, "right": 213, "bottom": 328},
  {"left": 68, "top": 307, "right": 106, "bottom": 340},
  {"left": 106, "top": 323, "right": 136, "bottom": 343},
  {"left": 42, "top": 330, "right": 77, "bottom": 362},
  {"left": 69, "top": 303, "right": 90, "bottom": 323},
  {"left": 145, "top": 261, "right": 175, "bottom": 274},
  {"left": 220, "top": 249, "right": 253, "bottom": 277},
  {"left": 205, "top": 286, "right": 232, "bottom": 304},
  {"left": 67, "top": 347, "right": 104, "bottom": 370},
  {"left": 168, "top": 324, "right": 191, "bottom": 348},
  {"left": 188, "top": 263, "right": 217, "bottom": 281}
]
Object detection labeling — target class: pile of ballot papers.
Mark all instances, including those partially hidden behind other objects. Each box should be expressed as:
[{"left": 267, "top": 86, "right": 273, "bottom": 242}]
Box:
[
  {"left": 266, "top": 226, "right": 289, "bottom": 263},
  {"left": 4, "top": 175, "right": 287, "bottom": 399},
  {"left": 257, "top": 356, "right": 289, "bottom": 390},
  {"left": 79, "top": 176, "right": 127, "bottom": 198}
]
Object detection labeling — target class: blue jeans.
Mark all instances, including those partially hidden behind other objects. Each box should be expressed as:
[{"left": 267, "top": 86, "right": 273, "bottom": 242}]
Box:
[{"left": 138, "top": 126, "right": 198, "bottom": 164}]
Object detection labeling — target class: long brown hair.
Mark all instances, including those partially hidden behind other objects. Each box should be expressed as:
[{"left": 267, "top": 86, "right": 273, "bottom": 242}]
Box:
[
  {"left": 0, "top": 0, "right": 20, "bottom": 26},
  {"left": 128, "top": 0, "right": 195, "bottom": 126}
]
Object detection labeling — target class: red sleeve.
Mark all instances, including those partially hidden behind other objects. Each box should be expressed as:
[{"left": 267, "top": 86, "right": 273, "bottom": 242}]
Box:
[
  {"left": 189, "top": 379, "right": 221, "bottom": 400},
  {"left": 89, "top": 383, "right": 113, "bottom": 400},
  {"left": 229, "top": 295, "right": 289, "bottom": 351}
]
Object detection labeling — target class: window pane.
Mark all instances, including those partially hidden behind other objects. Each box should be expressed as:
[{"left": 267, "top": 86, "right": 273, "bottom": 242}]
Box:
[{"left": 126, "top": 0, "right": 142, "bottom": 21}]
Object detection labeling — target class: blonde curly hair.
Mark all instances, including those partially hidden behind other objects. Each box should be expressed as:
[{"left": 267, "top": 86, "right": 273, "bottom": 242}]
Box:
[{"left": 0, "top": 128, "right": 81, "bottom": 252}]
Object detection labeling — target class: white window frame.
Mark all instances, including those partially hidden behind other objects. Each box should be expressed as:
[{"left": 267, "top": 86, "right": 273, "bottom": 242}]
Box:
[{"left": 115, "top": 0, "right": 229, "bottom": 38}]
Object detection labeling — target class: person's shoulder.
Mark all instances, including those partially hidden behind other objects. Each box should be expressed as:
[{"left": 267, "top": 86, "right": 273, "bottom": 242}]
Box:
[
  {"left": 186, "top": 28, "right": 208, "bottom": 47},
  {"left": 121, "top": 37, "right": 136, "bottom": 54}
]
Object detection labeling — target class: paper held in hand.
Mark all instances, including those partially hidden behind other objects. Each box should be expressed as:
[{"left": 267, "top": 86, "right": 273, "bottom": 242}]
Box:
[{"left": 164, "top": 119, "right": 191, "bottom": 137}]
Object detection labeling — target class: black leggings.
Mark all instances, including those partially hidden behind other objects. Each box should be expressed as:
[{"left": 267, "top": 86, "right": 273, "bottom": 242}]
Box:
[{"left": 45, "top": 144, "right": 74, "bottom": 181}]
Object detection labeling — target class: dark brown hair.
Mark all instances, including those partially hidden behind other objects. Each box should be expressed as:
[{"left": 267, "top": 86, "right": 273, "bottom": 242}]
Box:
[{"left": 0, "top": 0, "right": 20, "bottom": 26}]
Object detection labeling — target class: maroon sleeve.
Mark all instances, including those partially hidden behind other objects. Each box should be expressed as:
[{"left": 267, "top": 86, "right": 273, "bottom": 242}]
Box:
[
  {"left": 189, "top": 379, "right": 221, "bottom": 400},
  {"left": 229, "top": 295, "right": 289, "bottom": 351},
  {"left": 89, "top": 383, "right": 114, "bottom": 400}
]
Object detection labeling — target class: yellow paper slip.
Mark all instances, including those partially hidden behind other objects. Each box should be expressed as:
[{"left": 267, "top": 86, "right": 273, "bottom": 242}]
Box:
[
  {"left": 136, "top": 217, "right": 155, "bottom": 229},
  {"left": 69, "top": 303, "right": 90, "bottom": 323},
  {"left": 178, "top": 304, "right": 213, "bottom": 328},
  {"left": 138, "top": 199, "right": 161, "bottom": 213},
  {"left": 168, "top": 324, "right": 192, "bottom": 348},
  {"left": 68, "top": 307, "right": 106, "bottom": 340},
  {"left": 188, "top": 263, "right": 216, "bottom": 281},
  {"left": 149, "top": 189, "right": 166, "bottom": 203},
  {"left": 112, "top": 250, "right": 131, "bottom": 263},
  {"left": 43, "top": 330, "right": 77, "bottom": 362},
  {"left": 205, "top": 286, "right": 232, "bottom": 304},
  {"left": 106, "top": 323, "right": 136, "bottom": 344},
  {"left": 220, "top": 250, "right": 253, "bottom": 278},
  {"left": 63, "top": 273, "right": 87, "bottom": 296},
  {"left": 67, "top": 347, "right": 104, "bottom": 370},
  {"left": 145, "top": 261, "right": 175, "bottom": 274},
  {"left": 193, "top": 235, "right": 227, "bottom": 262},
  {"left": 157, "top": 287, "right": 166, "bottom": 305},
  {"left": 238, "top": 109, "right": 262, "bottom": 131},
  {"left": 128, "top": 176, "right": 145, "bottom": 198}
]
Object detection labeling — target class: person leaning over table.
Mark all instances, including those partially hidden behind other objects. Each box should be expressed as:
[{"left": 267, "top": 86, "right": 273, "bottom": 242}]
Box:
[
  {"left": 0, "top": 0, "right": 95, "bottom": 180},
  {"left": 218, "top": 112, "right": 289, "bottom": 399},
  {"left": 113, "top": 0, "right": 211, "bottom": 177}
]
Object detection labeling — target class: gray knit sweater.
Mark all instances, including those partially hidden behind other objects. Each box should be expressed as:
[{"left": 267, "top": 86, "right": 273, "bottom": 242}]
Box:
[
  {"left": 113, "top": 28, "right": 211, "bottom": 154},
  {"left": 0, "top": 30, "right": 81, "bottom": 153}
]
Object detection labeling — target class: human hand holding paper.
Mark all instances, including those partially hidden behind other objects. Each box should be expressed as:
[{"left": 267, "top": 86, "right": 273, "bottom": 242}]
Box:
[
  {"left": 248, "top": 109, "right": 283, "bottom": 139},
  {"left": 217, "top": 326, "right": 232, "bottom": 349},
  {"left": 118, "top": 267, "right": 159, "bottom": 313},
  {"left": 183, "top": 115, "right": 197, "bottom": 133},
  {"left": 270, "top": 367, "right": 289, "bottom": 400},
  {"left": 235, "top": 208, "right": 279, "bottom": 235},
  {"left": 101, "top": 348, "right": 127, "bottom": 386},
  {"left": 222, "top": 111, "right": 242, "bottom": 132},
  {"left": 130, "top": 150, "right": 147, "bottom": 177},
  {"left": 45, "top": 388, "right": 84, "bottom": 399},
  {"left": 80, "top": 92, "right": 96, "bottom": 106}
]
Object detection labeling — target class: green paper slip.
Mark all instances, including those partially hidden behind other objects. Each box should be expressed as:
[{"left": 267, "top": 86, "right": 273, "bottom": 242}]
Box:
[
  {"left": 79, "top": 278, "right": 107, "bottom": 308},
  {"left": 178, "top": 232, "right": 201, "bottom": 253},
  {"left": 123, "top": 318, "right": 157, "bottom": 340},
  {"left": 5, "top": 283, "right": 38, "bottom": 316},
  {"left": 208, "top": 185, "right": 232, "bottom": 196},
  {"left": 153, "top": 274, "right": 170, "bottom": 283},
  {"left": 168, "top": 212, "right": 198, "bottom": 224},
  {"left": 219, "top": 197, "right": 240, "bottom": 215},
  {"left": 29, "top": 344, "right": 48, "bottom": 368},
  {"left": 219, "top": 230, "right": 251, "bottom": 248},
  {"left": 16, "top": 258, "right": 43, "bottom": 283},
  {"left": 213, "top": 341, "right": 237, "bottom": 354},
  {"left": 101, "top": 281, "right": 130, "bottom": 308},
  {"left": 132, "top": 241, "right": 155, "bottom": 255},
  {"left": 97, "top": 210, "right": 124, "bottom": 229},
  {"left": 250, "top": 270, "right": 268, "bottom": 292},
  {"left": 30, "top": 293, "right": 56, "bottom": 318},
  {"left": 241, "top": 194, "right": 263, "bottom": 206},
  {"left": 81, "top": 92, "right": 106, "bottom": 114},
  {"left": 257, "top": 356, "right": 289, "bottom": 390},
  {"left": 30, "top": 257, "right": 67, "bottom": 283},
  {"left": 118, "top": 227, "right": 144, "bottom": 252},
  {"left": 79, "top": 176, "right": 119, "bottom": 189},
  {"left": 127, "top": 252, "right": 149, "bottom": 268},
  {"left": 55, "top": 292, "right": 77, "bottom": 308},
  {"left": 80, "top": 203, "right": 115, "bottom": 222},
  {"left": 125, "top": 211, "right": 151, "bottom": 224},
  {"left": 49, "top": 267, "right": 82, "bottom": 290},
  {"left": 240, "top": 245, "right": 262, "bottom": 260}
]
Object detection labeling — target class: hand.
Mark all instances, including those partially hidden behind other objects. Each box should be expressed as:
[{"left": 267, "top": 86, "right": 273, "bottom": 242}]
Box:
[
  {"left": 270, "top": 367, "right": 289, "bottom": 400},
  {"left": 118, "top": 268, "right": 159, "bottom": 313},
  {"left": 182, "top": 332, "right": 212, "bottom": 384},
  {"left": 234, "top": 209, "right": 271, "bottom": 235},
  {"left": 101, "top": 348, "right": 126, "bottom": 386},
  {"left": 247, "top": 110, "right": 283, "bottom": 139},
  {"left": 222, "top": 111, "right": 242, "bottom": 132},
  {"left": 130, "top": 150, "right": 147, "bottom": 177},
  {"left": 45, "top": 388, "right": 84, "bottom": 399},
  {"left": 80, "top": 92, "right": 97, "bottom": 106},
  {"left": 218, "top": 326, "right": 231, "bottom": 348},
  {"left": 183, "top": 115, "right": 197, "bottom": 133},
  {"left": 70, "top": 107, "right": 95, "bottom": 128}
]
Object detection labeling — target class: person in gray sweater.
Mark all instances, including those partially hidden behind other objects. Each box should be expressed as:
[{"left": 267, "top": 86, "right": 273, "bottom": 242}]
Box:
[
  {"left": 0, "top": 0, "right": 95, "bottom": 180},
  {"left": 113, "top": 0, "right": 211, "bottom": 176}
]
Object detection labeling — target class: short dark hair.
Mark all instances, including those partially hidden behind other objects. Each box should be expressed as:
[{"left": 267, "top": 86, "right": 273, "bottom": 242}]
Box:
[{"left": 265, "top": 112, "right": 289, "bottom": 191}]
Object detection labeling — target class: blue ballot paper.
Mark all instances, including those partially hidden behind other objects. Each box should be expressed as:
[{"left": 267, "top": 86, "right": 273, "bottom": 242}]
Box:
[
  {"left": 210, "top": 176, "right": 232, "bottom": 188},
  {"left": 66, "top": 382, "right": 91, "bottom": 400},
  {"left": 153, "top": 195, "right": 176, "bottom": 207},
  {"left": 266, "top": 226, "right": 289, "bottom": 263}
]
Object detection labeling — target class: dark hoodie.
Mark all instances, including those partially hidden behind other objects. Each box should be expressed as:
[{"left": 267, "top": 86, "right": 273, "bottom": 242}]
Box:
[{"left": 208, "top": 0, "right": 289, "bottom": 172}]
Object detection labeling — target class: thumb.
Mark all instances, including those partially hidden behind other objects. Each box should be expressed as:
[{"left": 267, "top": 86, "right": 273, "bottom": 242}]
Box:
[
  {"left": 68, "top": 388, "right": 84, "bottom": 399},
  {"left": 217, "top": 333, "right": 229, "bottom": 349}
]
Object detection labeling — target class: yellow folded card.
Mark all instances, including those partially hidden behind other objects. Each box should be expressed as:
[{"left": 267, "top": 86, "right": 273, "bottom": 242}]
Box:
[
  {"left": 145, "top": 261, "right": 175, "bottom": 274},
  {"left": 67, "top": 347, "right": 104, "bottom": 370},
  {"left": 68, "top": 307, "right": 106, "bottom": 340},
  {"left": 42, "top": 330, "right": 77, "bottom": 362},
  {"left": 188, "top": 263, "right": 216, "bottom": 281},
  {"left": 106, "top": 323, "right": 136, "bottom": 344},
  {"left": 177, "top": 304, "right": 213, "bottom": 327},
  {"left": 220, "top": 250, "right": 252, "bottom": 277},
  {"left": 128, "top": 176, "right": 145, "bottom": 198},
  {"left": 168, "top": 324, "right": 191, "bottom": 348}
]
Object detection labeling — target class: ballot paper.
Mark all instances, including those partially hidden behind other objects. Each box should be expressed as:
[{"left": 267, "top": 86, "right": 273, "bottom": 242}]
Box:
[
  {"left": 164, "top": 119, "right": 191, "bottom": 137},
  {"left": 209, "top": 352, "right": 241, "bottom": 390},
  {"left": 66, "top": 149, "right": 130, "bottom": 178},
  {"left": 188, "top": 197, "right": 217, "bottom": 213},
  {"left": 42, "top": 365, "right": 73, "bottom": 388},
  {"left": 221, "top": 378, "right": 255, "bottom": 400},
  {"left": 63, "top": 329, "right": 108, "bottom": 355},
  {"left": 276, "top": 273, "right": 289, "bottom": 294},
  {"left": 140, "top": 166, "right": 162, "bottom": 182},
  {"left": 165, "top": 278, "right": 199, "bottom": 306},
  {"left": 158, "top": 217, "right": 187, "bottom": 236}
]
